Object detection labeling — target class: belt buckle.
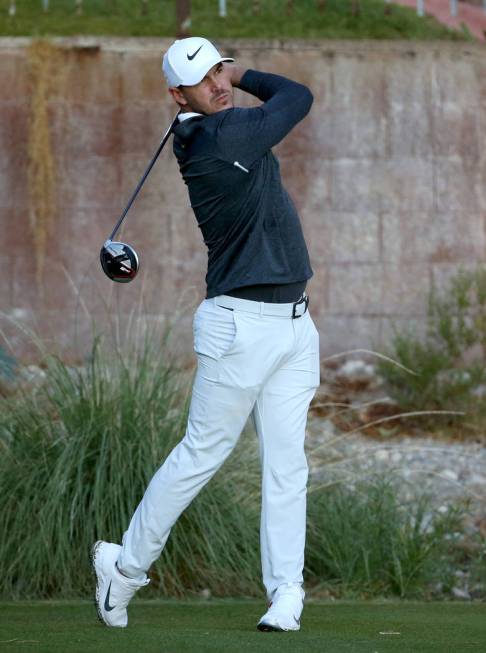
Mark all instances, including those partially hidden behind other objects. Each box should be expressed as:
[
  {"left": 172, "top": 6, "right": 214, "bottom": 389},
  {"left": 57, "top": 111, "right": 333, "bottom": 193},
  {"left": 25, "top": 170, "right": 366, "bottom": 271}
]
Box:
[{"left": 292, "top": 294, "right": 309, "bottom": 319}]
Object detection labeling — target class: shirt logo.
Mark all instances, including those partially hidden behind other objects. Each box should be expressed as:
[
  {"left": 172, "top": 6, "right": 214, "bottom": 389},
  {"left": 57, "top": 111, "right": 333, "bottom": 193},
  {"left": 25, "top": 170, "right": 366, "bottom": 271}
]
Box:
[{"left": 187, "top": 45, "right": 203, "bottom": 61}]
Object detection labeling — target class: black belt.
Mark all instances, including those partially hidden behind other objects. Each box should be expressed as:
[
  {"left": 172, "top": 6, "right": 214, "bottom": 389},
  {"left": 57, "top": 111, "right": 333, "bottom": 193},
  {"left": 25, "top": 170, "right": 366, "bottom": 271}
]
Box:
[
  {"left": 215, "top": 293, "right": 309, "bottom": 319},
  {"left": 225, "top": 280, "right": 307, "bottom": 304}
]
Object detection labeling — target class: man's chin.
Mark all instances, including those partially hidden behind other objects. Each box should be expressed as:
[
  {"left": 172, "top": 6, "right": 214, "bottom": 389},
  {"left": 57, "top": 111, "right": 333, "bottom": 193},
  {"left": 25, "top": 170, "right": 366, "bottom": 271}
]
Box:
[
  {"left": 214, "top": 96, "right": 233, "bottom": 110},
  {"left": 203, "top": 99, "right": 233, "bottom": 115}
]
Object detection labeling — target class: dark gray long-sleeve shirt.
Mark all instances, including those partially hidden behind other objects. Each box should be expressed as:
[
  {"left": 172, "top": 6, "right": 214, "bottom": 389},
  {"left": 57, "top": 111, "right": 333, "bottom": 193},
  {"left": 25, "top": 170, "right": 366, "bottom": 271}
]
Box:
[{"left": 172, "top": 69, "right": 314, "bottom": 299}]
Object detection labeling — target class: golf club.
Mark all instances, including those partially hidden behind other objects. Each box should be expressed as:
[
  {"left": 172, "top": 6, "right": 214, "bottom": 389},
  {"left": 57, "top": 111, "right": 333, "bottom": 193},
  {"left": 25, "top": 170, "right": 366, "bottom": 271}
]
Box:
[{"left": 100, "top": 112, "right": 180, "bottom": 282}]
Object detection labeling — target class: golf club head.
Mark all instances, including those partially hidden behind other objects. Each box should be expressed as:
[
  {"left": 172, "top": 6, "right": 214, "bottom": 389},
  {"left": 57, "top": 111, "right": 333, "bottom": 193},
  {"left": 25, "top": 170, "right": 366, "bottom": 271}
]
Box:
[{"left": 100, "top": 240, "right": 139, "bottom": 283}]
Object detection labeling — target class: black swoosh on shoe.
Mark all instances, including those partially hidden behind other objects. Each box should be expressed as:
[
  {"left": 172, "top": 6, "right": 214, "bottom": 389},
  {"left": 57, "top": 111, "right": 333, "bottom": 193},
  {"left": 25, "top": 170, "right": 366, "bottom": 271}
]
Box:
[
  {"left": 187, "top": 45, "right": 203, "bottom": 60},
  {"left": 104, "top": 581, "right": 116, "bottom": 612}
]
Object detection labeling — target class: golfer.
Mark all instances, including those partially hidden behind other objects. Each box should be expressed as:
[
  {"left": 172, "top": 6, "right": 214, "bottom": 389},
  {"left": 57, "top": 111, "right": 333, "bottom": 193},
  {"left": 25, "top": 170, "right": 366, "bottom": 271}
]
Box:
[{"left": 93, "top": 37, "right": 320, "bottom": 632}]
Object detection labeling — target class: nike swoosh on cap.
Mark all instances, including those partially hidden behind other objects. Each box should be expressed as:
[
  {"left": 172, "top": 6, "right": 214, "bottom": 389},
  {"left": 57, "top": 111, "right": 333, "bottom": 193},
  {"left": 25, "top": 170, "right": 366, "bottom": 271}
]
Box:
[
  {"left": 104, "top": 581, "right": 116, "bottom": 612},
  {"left": 187, "top": 45, "right": 203, "bottom": 61}
]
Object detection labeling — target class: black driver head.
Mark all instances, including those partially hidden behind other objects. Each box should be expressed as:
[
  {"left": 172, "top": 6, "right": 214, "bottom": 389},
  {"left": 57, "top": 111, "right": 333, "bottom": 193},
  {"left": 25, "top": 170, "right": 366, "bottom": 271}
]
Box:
[{"left": 100, "top": 240, "right": 139, "bottom": 283}]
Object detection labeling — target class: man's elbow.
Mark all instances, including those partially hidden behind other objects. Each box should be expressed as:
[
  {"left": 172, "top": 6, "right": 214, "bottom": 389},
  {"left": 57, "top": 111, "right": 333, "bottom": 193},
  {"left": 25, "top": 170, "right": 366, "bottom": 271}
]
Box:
[
  {"left": 298, "top": 84, "right": 314, "bottom": 116},
  {"left": 305, "top": 87, "right": 314, "bottom": 112}
]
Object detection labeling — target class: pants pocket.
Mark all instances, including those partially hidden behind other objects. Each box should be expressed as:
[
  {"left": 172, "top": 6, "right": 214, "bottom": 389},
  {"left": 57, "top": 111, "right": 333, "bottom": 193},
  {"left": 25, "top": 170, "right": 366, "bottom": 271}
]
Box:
[
  {"left": 292, "top": 313, "right": 320, "bottom": 389},
  {"left": 193, "top": 304, "right": 239, "bottom": 361}
]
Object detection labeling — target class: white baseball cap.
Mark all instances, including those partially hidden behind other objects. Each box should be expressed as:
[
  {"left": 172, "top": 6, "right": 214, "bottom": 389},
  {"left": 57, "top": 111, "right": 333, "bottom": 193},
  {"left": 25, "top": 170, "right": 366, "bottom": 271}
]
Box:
[{"left": 162, "top": 37, "right": 234, "bottom": 88}]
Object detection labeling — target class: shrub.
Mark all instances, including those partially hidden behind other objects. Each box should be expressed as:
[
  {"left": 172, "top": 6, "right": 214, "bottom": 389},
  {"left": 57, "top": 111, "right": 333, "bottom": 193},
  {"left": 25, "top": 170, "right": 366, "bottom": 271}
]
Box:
[{"left": 378, "top": 267, "right": 486, "bottom": 430}]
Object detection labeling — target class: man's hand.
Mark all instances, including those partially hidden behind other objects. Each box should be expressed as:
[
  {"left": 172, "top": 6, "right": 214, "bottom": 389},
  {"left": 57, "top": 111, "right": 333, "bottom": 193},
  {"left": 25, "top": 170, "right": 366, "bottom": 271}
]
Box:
[{"left": 224, "top": 63, "right": 247, "bottom": 88}]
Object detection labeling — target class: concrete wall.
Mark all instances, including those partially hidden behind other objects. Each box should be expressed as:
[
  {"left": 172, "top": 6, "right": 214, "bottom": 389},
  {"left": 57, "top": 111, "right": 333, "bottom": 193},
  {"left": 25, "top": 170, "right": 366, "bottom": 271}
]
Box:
[{"left": 1, "top": 38, "right": 485, "bottom": 363}]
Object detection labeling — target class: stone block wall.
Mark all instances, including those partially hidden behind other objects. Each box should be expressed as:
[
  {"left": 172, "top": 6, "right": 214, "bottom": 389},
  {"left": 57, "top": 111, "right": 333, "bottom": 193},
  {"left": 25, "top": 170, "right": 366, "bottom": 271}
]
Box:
[{"left": 1, "top": 38, "right": 485, "bottom": 363}]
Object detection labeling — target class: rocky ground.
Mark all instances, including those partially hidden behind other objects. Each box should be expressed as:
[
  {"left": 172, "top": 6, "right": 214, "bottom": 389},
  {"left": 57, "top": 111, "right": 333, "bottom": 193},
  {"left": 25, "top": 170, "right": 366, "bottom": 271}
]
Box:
[{"left": 308, "top": 358, "right": 486, "bottom": 513}]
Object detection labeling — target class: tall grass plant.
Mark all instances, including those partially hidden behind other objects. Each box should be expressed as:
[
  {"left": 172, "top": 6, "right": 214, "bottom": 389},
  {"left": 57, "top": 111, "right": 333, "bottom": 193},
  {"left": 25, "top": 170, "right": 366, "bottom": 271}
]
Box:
[
  {"left": 0, "top": 329, "right": 188, "bottom": 596},
  {"left": 306, "top": 478, "right": 462, "bottom": 597}
]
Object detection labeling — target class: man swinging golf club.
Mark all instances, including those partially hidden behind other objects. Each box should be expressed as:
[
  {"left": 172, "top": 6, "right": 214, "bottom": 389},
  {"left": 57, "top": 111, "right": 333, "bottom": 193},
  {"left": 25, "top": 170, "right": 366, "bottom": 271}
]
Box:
[{"left": 93, "top": 36, "right": 320, "bottom": 632}]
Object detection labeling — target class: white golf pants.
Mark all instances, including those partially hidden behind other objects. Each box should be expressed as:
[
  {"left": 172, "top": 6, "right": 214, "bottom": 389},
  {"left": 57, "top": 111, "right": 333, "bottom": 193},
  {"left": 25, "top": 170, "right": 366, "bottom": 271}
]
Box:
[{"left": 118, "top": 294, "right": 320, "bottom": 599}]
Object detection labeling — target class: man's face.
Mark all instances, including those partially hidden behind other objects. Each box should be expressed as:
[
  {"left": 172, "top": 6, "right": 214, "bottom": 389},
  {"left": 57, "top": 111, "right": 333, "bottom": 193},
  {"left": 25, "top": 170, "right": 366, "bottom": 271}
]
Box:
[{"left": 170, "top": 63, "right": 234, "bottom": 115}]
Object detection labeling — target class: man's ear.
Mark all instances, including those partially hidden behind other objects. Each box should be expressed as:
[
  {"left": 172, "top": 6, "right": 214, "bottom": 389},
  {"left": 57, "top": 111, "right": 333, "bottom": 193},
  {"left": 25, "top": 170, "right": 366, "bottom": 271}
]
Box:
[{"left": 169, "top": 87, "right": 188, "bottom": 107}]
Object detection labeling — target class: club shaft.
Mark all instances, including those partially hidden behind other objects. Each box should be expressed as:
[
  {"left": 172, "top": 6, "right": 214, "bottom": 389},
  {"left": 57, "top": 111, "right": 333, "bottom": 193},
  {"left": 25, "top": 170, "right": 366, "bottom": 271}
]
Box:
[{"left": 108, "top": 113, "right": 180, "bottom": 242}]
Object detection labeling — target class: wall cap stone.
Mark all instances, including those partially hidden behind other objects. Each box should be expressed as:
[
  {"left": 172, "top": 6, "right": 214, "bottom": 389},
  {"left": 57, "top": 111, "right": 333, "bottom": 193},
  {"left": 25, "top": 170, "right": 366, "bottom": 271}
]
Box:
[{"left": 0, "top": 36, "right": 484, "bottom": 59}]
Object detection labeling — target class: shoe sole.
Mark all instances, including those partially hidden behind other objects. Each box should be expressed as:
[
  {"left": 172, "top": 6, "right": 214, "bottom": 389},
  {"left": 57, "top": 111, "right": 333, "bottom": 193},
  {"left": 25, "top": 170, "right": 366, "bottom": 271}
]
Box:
[
  {"left": 257, "top": 621, "right": 300, "bottom": 632},
  {"left": 91, "top": 540, "right": 107, "bottom": 626},
  {"left": 257, "top": 622, "right": 284, "bottom": 632}
]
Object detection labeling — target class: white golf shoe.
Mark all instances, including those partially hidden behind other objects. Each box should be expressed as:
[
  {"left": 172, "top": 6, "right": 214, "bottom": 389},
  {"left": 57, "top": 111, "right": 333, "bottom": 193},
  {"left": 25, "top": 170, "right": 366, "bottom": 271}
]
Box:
[
  {"left": 92, "top": 540, "right": 149, "bottom": 627},
  {"left": 257, "top": 583, "right": 305, "bottom": 632}
]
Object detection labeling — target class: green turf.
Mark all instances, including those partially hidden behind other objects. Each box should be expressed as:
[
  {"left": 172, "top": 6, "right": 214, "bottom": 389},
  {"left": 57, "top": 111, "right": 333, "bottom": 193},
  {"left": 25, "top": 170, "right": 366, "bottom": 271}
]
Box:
[
  {"left": 0, "top": 600, "right": 485, "bottom": 652},
  {"left": 0, "top": 0, "right": 469, "bottom": 40}
]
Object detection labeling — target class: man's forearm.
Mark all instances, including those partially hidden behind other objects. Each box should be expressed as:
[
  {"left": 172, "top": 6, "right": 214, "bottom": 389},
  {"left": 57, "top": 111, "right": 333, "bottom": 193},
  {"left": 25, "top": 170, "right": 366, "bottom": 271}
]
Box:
[{"left": 215, "top": 67, "right": 313, "bottom": 163}]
